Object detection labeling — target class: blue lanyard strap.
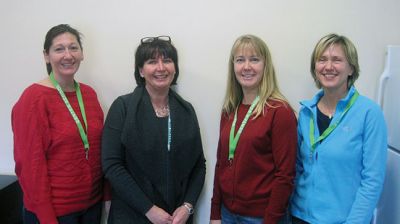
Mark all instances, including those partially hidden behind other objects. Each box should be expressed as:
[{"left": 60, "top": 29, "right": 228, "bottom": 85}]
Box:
[
  {"left": 229, "top": 96, "right": 260, "bottom": 160},
  {"left": 168, "top": 114, "right": 171, "bottom": 151},
  {"left": 309, "top": 91, "right": 359, "bottom": 153},
  {"left": 49, "top": 72, "right": 89, "bottom": 158}
]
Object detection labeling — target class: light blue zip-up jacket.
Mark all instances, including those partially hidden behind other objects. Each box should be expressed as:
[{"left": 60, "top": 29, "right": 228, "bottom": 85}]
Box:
[{"left": 290, "top": 86, "right": 387, "bottom": 224}]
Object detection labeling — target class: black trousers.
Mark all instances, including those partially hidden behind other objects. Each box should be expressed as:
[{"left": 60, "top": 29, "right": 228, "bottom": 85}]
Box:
[
  {"left": 23, "top": 201, "right": 102, "bottom": 224},
  {"left": 291, "top": 216, "right": 310, "bottom": 224}
]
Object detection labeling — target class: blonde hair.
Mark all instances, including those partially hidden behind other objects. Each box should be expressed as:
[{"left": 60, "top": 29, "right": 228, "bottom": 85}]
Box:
[
  {"left": 311, "top": 33, "right": 360, "bottom": 89},
  {"left": 222, "top": 34, "right": 289, "bottom": 118}
]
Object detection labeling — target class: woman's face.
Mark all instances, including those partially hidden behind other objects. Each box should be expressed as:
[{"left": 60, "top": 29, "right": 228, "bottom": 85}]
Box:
[
  {"left": 140, "top": 55, "right": 175, "bottom": 92},
  {"left": 44, "top": 32, "right": 83, "bottom": 78},
  {"left": 315, "top": 44, "right": 353, "bottom": 92},
  {"left": 233, "top": 48, "right": 264, "bottom": 93}
]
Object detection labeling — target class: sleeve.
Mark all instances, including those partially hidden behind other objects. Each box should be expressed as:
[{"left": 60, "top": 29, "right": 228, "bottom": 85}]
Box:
[
  {"left": 264, "top": 106, "right": 298, "bottom": 224},
  {"left": 102, "top": 179, "right": 112, "bottom": 201},
  {"left": 12, "top": 92, "right": 58, "bottom": 224},
  {"left": 184, "top": 126, "right": 206, "bottom": 206},
  {"left": 87, "top": 85, "right": 113, "bottom": 202},
  {"left": 182, "top": 106, "right": 206, "bottom": 207},
  {"left": 101, "top": 97, "right": 154, "bottom": 215},
  {"left": 344, "top": 106, "right": 387, "bottom": 223},
  {"left": 210, "top": 115, "right": 225, "bottom": 220},
  {"left": 295, "top": 109, "right": 305, "bottom": 182}
]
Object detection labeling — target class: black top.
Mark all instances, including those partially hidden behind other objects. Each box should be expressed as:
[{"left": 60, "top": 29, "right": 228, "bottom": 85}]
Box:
[{"left": 317, "top": 106, "right": 332, "bottom": 135}]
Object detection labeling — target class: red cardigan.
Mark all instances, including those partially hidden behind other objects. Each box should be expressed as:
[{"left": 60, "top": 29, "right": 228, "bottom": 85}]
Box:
[
  {"left": 12, "top": 83, "right": 105, "bottom": 224},
  {"left": 211, "top": 101, "right": 297, "bottom": 224}
]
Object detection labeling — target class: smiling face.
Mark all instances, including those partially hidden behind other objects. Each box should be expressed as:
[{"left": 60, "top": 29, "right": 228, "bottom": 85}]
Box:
[
  {"left": 140, "top": 54, "right": 176, "bottom": 93},
  {"left": 233, "top": 47, "right": 265, "bottom": 93},
  {"left": 315, "top": 44, "right": 353, "bottom": 93},
  {"left": 44, "top": 32, "right": 83, "bottom": 78}
]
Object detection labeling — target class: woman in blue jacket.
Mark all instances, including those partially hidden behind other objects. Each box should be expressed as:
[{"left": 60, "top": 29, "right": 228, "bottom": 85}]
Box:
[{"left": 290, "top": 33, "right": 387, "bottom": 224}]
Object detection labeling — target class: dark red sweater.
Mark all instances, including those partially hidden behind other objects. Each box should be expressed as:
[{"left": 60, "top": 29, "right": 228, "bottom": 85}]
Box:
[
  {"left": 12, "top": 83, "right": 104, "bottom": 224},
  {"left": 211, "top": 101, "right": 297, "bottom": 224}
]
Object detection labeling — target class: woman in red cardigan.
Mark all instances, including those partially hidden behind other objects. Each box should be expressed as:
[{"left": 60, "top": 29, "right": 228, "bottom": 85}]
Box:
[
  {"left": 210, "top": 34, "right": 297, "bottom": 224},
  {"left": 12, "top": 24, "right": 107, "bottom": 224}
]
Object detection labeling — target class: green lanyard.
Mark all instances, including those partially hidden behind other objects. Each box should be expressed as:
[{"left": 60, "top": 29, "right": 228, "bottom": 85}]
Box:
[
  {"left": 229, "top": 96, "right": 259, "bottom": 160},
  {"left": 309, "top": 91, "right": 359, "bottom": 153},
  {"left": 49, "top": 72, "right": 89, "bottom": 159}
]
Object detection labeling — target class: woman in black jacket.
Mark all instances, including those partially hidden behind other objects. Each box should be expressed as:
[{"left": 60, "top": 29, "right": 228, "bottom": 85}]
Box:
[{"left": 102, "top": 36, "right": 206, "bottom": 224}]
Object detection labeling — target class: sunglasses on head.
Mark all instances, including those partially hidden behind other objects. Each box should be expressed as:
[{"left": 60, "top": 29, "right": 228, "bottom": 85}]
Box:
[{"left": 141, "top": 36, "right": 171, "bottom": 44}]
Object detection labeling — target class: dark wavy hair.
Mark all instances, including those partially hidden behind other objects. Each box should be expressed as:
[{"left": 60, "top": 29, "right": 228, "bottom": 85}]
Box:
[{"left": 134, "top": 39, "right": 179, "bottom": 86}]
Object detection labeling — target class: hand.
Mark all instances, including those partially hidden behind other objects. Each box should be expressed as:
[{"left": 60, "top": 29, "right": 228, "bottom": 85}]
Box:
[
  {"left": 210, "top": 220, "right": 221, "bottom": 224},
  {"left": 145, "top": 205, "right": 173, "bottom": 224},
  {"left": 172, "top": 205, "right": 190, "bottom": 224}
]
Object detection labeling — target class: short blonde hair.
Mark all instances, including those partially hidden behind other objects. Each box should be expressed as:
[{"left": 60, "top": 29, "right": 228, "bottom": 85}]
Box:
[{"left": 311, "top": 33, "right": 360, "bottom": 89}]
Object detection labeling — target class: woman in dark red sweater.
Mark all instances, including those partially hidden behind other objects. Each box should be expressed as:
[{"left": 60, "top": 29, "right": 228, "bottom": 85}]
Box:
[
  {"left": 12, "top": 24, "right": 107, "bottom": 224},
  {"left": 210, "top": 35, "right": 297, "bottom": 224}
]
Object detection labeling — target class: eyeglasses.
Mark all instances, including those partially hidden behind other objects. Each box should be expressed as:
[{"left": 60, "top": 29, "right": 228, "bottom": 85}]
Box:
[{"left": 141, "top": 36, "right": 171, "bottom": 44}]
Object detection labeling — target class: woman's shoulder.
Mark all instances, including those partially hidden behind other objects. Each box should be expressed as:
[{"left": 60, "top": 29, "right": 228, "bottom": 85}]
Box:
[
  {"left": 78, "top": 82, "right": 99, "bottom": 95},
  {"left": 78, "top": 82, "right": 93, "bottom": 90},
  {"left": 266, "top": 100, "right": 298, "bottom": 127},
  {"left": 115, "top": 91, "right": 137, "bottom": 105},
  {"left": 107, "top": 91, "right": 137, "bottom": 115},
  {"left": 354, "top": 94, "right": 384, "bottom": 120},
  {"left": 356, "top": 94, "right": 379, "bottom": 106},
  {"left": 268, "top": 99, "right": 289, "bottom": 106},
  {"left": 170, "top": 89, "right": 195, "bottom": 111},
  {"left": 266, "top": 99, "right": 294, "bottom": 114},
  {"left": 13, "top": 83, "right": 55, "bottom": 114},
  {"left": 18, "top": 83, "right": 55, "bottom": 101}
]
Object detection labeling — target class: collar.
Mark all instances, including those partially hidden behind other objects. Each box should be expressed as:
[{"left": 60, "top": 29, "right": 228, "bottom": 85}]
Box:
[{"left": 300, "top": 86, "right": 357, "bottom": 114}]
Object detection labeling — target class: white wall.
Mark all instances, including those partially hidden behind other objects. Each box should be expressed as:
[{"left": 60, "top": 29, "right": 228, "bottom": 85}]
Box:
[{"left": 1, "top": 0, "right": 399, "bottom": 222}]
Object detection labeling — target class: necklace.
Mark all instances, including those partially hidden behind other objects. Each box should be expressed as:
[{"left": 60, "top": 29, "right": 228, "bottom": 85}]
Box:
[
  {"left": 155, "top": 104, "right": 169, "bottom": 117},
  {"left": 318, "top": 99, "right": 335, "bottom": 119}
]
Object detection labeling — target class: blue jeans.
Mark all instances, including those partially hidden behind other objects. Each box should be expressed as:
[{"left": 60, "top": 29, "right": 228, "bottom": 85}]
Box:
[
  {"left": 23, "top": 201, "right": 102, "bottom": 224},
  {"left": 221, "top": 204, "right": 263, "bottom": 224}
]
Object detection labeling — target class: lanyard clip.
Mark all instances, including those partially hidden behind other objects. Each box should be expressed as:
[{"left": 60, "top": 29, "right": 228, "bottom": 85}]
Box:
[{"left": 228, "top": 159, "right": 233, "bottom": 167}]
